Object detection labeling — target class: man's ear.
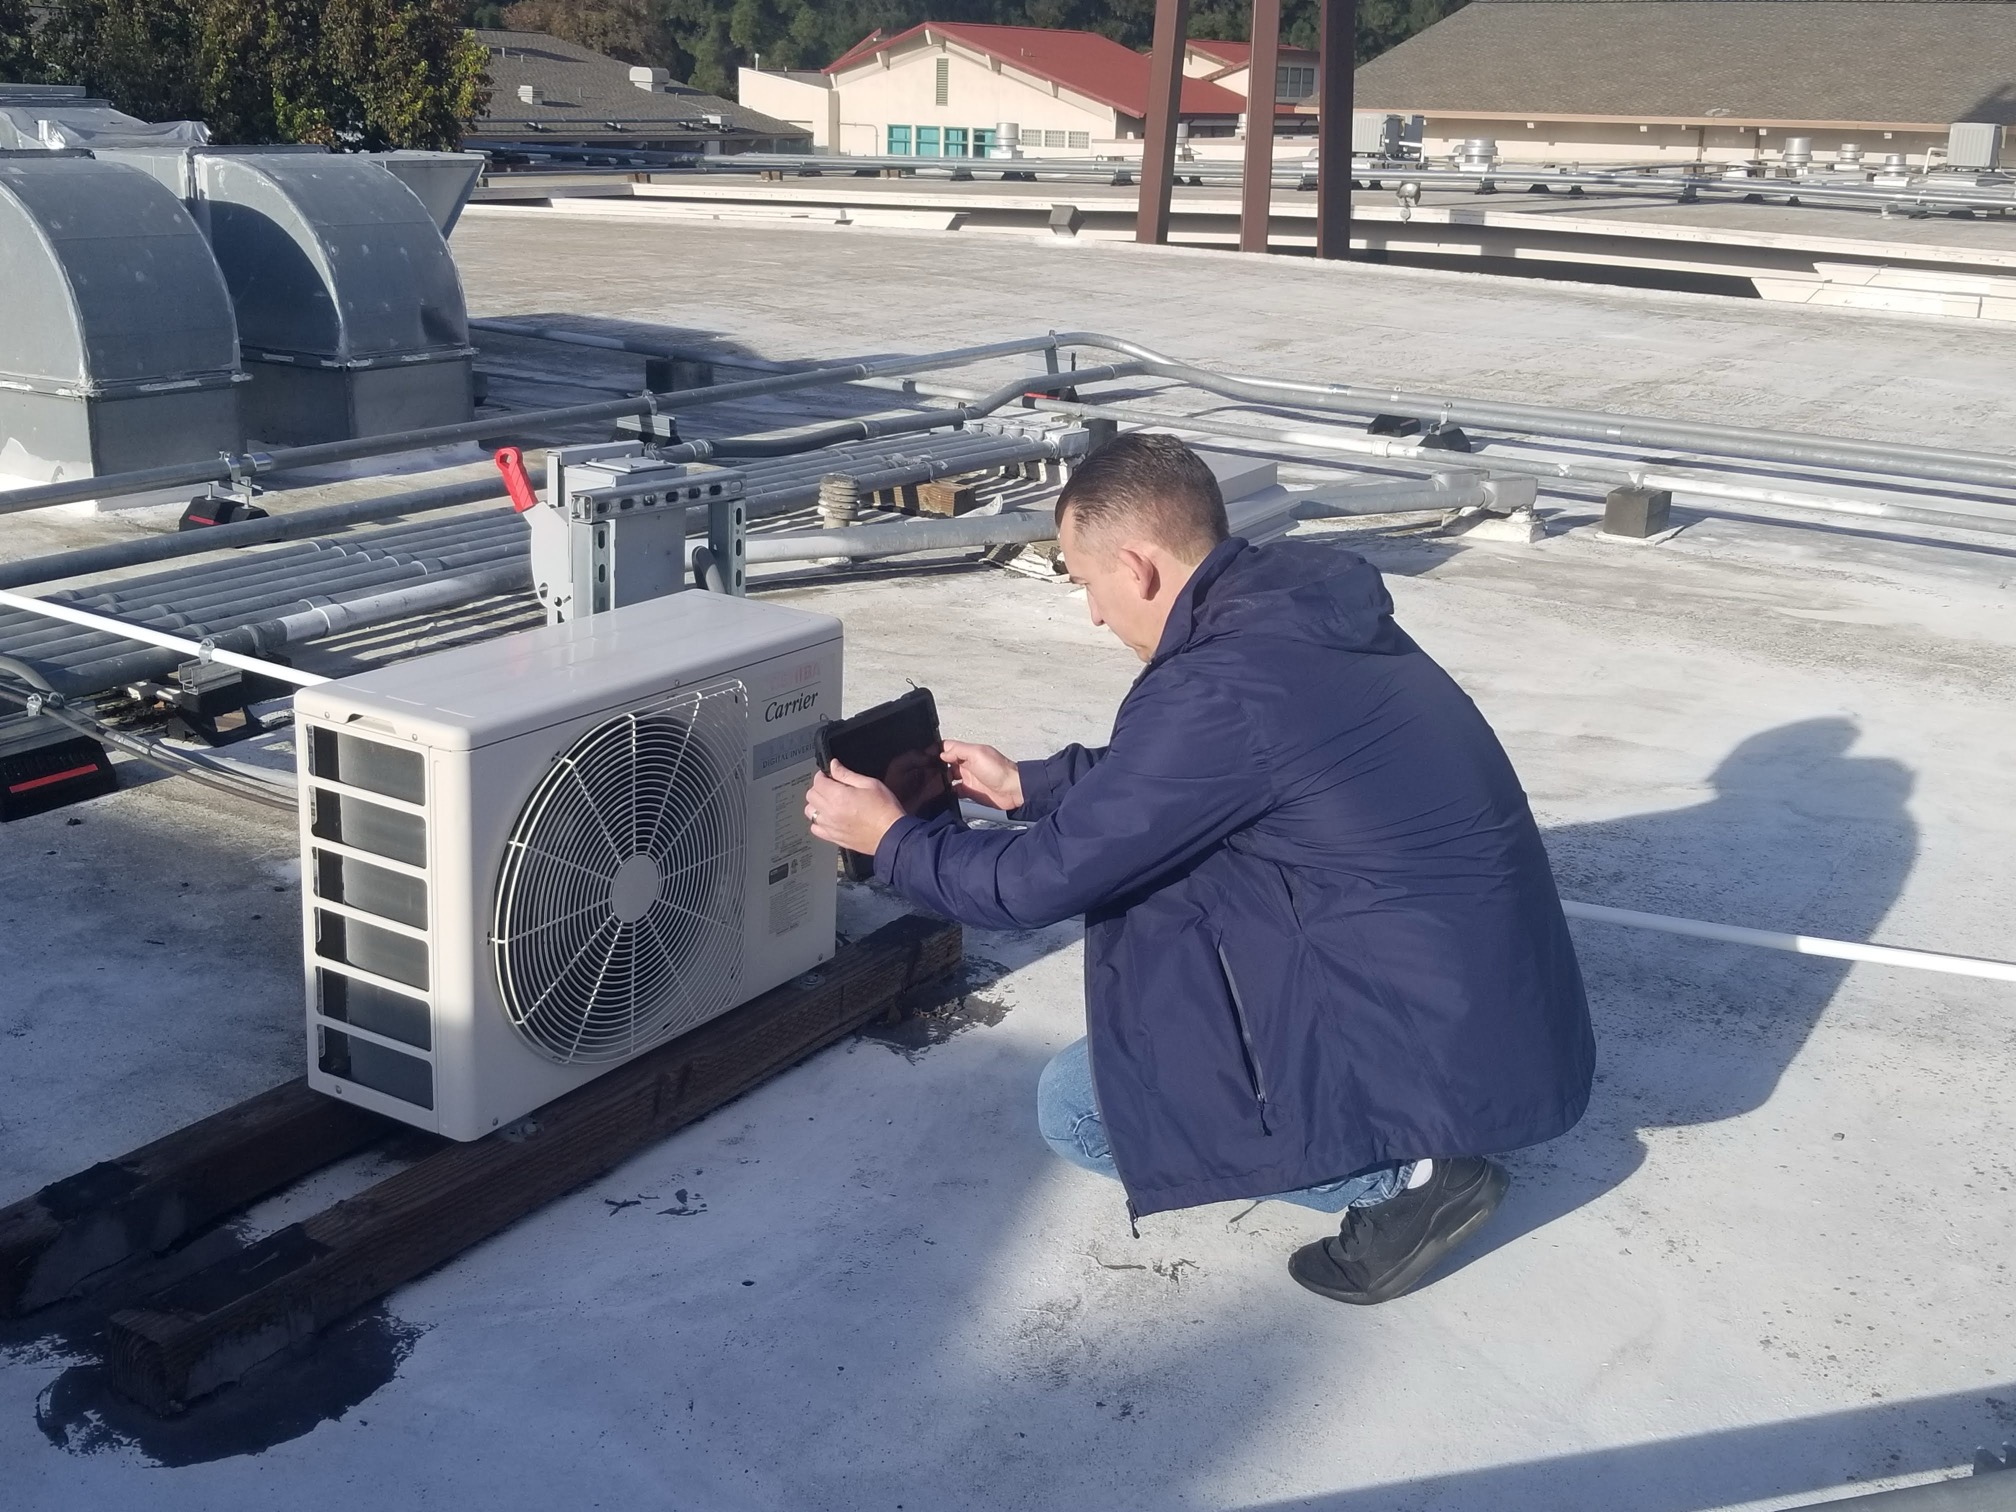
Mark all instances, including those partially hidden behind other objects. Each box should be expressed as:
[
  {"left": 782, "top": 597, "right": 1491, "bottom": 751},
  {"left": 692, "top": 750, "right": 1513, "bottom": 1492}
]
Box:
[{"left": 1115, "top": 543, "right": 1159, "bottom": 600}]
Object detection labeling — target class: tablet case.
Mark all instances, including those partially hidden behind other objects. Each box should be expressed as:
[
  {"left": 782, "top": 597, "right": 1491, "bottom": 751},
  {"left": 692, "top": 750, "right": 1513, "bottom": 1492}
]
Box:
[{"left": 814, "top": 687, "right": 962, "bottom": 881}]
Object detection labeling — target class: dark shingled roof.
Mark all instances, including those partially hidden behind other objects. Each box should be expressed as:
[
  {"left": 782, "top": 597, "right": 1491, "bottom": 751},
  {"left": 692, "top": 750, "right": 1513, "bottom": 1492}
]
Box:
[
  {"left": 474, "top": 30, "right": 807, "bottom": 143},
  {"left": 1354, "top": 0, "right": 2016, "bottom": 126}
]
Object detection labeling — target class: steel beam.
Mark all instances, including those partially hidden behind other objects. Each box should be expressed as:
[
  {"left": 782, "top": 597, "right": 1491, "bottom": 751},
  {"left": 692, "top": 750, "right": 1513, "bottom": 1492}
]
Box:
[
  {"left": 1315, "top": 0, "right": 1357, "bottom": 259},
  {"left": 1136, "top": 0, "right": 1192, "bottom": 245},
  {"left": 1239, "top": 0, "right": 1285, "bottom": 253}
]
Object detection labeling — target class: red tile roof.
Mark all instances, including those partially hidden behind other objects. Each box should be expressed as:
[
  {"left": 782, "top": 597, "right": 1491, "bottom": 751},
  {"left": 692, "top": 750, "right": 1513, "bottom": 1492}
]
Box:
[{"left": 827, "top": 23, "right": 1248, "bottom": 118}]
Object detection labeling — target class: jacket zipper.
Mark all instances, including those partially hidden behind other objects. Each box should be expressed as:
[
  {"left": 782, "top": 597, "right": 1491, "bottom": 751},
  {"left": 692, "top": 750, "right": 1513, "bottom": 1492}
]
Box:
[
  {"left": 1084, "top": 1028, "right": 1143, "bottom": 1237},
  {"left": 1216, "top": 944, "right": 1273, "bottom": 1135}
]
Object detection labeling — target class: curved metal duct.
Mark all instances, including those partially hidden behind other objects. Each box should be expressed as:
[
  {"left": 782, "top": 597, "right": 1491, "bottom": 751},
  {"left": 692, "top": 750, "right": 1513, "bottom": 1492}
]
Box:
[
  {"left": 0, "top": 155, "right": 243, "bottom": 487},
  {"left": 106, "top": 147, "right": 476, "bottom": 448}
]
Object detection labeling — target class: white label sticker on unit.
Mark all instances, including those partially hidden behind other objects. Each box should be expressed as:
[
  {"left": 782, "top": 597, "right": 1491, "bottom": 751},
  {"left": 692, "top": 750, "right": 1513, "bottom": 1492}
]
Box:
[{"left": 766, "top": 777, "right": 816, "bottom": 934}]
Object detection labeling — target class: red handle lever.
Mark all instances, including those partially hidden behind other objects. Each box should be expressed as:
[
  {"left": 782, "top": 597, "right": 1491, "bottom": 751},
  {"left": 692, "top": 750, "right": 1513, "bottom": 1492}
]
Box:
[{"left": 495, "top": 446, "right": 538, "bottom": 513}]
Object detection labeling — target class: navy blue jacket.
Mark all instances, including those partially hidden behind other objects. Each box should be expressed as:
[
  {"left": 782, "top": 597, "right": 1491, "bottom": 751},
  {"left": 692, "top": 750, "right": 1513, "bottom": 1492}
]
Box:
[{"left": 875, "top": 536, "right": 1594, "bottom": 1217}]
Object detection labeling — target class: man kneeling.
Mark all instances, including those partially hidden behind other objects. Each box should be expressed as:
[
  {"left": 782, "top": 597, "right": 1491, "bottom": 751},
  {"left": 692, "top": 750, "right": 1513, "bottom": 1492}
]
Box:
[{"left": 808, "top": 433, "right": 1594, "bottom": 1303}]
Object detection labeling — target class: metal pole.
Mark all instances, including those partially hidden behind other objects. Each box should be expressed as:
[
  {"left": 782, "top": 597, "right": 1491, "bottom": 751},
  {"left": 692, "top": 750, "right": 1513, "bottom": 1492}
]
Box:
[
  {"left": 1136, "top": 0, "right": 1192, "bottom": 246},
  {"left": 1240, "top": 0, "right": 1285, "bottom": 253},
  {"left": 1315, "top": 0, "right": 1356, "bottom": 259}
]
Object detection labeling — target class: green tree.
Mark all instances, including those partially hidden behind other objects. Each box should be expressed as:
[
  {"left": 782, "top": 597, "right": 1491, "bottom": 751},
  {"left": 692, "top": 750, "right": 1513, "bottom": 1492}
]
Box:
[
  {"left": 322, "top": 0, "right": 490, "bottom": 149},
  {"left": 38, "top": 0, "right": 485, "bottom": 145},
  {"left": 1, "top": 0, "right": 42, "bottom": 81},
  {"left": 499, "top": 0, "right": 672, "bottom": 65},
  {"left": 39, "top": 0, "right": 205, "bottom": 119}
]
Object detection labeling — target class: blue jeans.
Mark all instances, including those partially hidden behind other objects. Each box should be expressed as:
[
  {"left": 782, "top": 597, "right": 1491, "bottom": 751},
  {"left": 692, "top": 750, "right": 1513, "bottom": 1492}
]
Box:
[{"left": 1035, "top": 1038, "right": 1410, "bottom": 1213}]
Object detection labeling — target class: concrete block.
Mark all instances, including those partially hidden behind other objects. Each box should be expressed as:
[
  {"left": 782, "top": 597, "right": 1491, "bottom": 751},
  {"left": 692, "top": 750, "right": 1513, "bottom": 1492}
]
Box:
[
  {"left": 1049, "top": 203, "right": 1084, "bottom": 237},
  {"left": 1604, "top": 485, "right": 1672, "bottom": 538}
]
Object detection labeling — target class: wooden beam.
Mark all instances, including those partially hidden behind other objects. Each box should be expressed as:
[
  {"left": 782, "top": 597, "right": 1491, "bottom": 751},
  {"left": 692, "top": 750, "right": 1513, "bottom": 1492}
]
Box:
[
  {"left": 1240, "top": 0, "right": 1285, "bottom": 253},
  {"left": 1135, "top": 0, "right": 1192, "bottom": 245},
  {"left": 1316, "top": 0, "right": 1357, "bottom": 260},
  {"left": 103, "top": 915, "right": 963, "bottom": 1415},
  {"left": 0, "top": 1080, "right": 387, "bottom": 1318}
]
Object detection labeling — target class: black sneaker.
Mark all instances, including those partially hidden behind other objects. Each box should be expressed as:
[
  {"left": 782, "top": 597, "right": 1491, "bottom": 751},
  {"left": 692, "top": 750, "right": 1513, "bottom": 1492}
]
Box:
[{"left": 1288, "top": 1157, "right": 1509, "bottom": 1305}]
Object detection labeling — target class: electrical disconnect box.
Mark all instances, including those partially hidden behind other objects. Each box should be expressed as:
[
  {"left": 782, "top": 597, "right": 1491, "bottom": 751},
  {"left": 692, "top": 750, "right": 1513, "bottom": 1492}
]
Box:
[{"left": 530, "top": 445, "right": 747, "bottom": 624}]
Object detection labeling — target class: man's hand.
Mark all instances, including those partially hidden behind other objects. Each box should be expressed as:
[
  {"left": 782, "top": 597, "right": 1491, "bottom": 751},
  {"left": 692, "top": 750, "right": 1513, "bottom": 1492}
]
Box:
[
  {"left": 806, "top": 762, "right": 906, "bottom": 856},
  {"left": 941, "top": 740, "right": 1024, "bottom": 812}
]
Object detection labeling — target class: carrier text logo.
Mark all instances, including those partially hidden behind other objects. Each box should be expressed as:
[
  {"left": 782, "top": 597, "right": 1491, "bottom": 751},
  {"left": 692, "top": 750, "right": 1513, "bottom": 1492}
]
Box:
[{"left": 764, "top": 691, "right": 819, "bottom": 722}]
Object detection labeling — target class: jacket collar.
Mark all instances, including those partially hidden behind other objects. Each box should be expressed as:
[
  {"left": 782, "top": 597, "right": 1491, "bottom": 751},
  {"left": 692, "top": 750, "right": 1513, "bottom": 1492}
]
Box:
[{"left": 1147, "top": 536, "right": 1248, "bottom": 669}]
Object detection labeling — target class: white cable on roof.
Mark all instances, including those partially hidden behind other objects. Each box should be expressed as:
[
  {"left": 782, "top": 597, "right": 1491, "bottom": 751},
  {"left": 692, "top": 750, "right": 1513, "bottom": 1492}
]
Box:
[
  {"left": 1563, "top": 900, "right": 2016, "bottom": 984},
  {"left": 0, "top": 587, "right": 330, "bottom": 688}
]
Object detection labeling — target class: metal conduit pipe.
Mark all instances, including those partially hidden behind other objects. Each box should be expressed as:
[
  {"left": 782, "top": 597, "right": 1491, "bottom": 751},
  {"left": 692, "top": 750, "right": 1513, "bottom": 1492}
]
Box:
[
  {"left": 0, "top": 532, "right": 527, "bottom": 662},
  {"left": 0, "top": 439, "right": 1074, "bottom": 689},
  {"left": 47, "top": 564, "right": 537, "bottom": 692},
  {"left": 229, "top": 563, "right": 534, "bottom": 657},
  {"left": 59, "top": 537, "right": 526, "bottom": 621},
  {"left": 1046, "top": 333, "right": 2016, "bottom": 492},
  {"left": 0, "top": 473, "right": 540, "bottom": 592},
  {"left": 743, "top": 478, "right": 1488, "bottom": 564},
  {"left": 9, "top": 548, "right": 531, "bottom": 668},
  {"left": 745, "top": 511, "right": 1061, "bottom": 563},
  {"left": 0, "top": 532, "right": 533, "bottom": 667},
  {"left": 0, "top": 413, "right": 1052, "bottom": 592},
  {"left": 0, "top": 334, "right": 1069, "bottom": 515},
  {"left": 1057, "top": 400, "right": 2016, "bottom": 540}
]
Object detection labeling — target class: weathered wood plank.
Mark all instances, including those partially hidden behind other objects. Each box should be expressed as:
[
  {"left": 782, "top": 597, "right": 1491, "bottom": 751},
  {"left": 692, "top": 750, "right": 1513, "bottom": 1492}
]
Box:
[
  {"left": 0, "top": 1079, "right": 389, "bottom": 1318},
  {"left": 104, "top": 915, "right": 962, "bottom": 1414}
]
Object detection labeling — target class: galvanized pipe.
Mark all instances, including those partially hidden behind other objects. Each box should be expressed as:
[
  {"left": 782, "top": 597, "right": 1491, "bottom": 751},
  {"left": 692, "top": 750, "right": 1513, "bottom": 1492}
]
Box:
[
  {"left": 233, "top": 563, "right": 534, "bottom": 654},
  {"left": 744, "top": 477, "right": 1484, "bottom": 563},
  {"left": 11, "top": 548, "right": 530, "bottom": 668},
  {"left": 1048, "top": 333, "right": 2016, "bottom": 492},
  {"left": 0, "top": 471, "right": 536, "bottom": 591},
  {"left": 1055, "top": 399, "right": 2016, "bottom": 539},
  {"left": 746, "top": 511, "right": 1060, "bottom": 563},
  {"left": 0, "top": 334, "right": 1069, "bottom": 515}
]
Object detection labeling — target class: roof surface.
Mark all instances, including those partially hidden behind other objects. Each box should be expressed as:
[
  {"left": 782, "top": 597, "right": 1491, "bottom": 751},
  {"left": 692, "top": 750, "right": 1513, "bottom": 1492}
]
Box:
[
  {"left": 826, "top": 22, "right": 1248, "bottom": 118},
  {"left": 475, "top": 30, "right": 805, "bottom": 141},
  {"left": 1355, "top": 0, "right": 2016, "bottom": 125},
  {"left": 7, "top": 208, "right": 2016, "bottom": 1507}
]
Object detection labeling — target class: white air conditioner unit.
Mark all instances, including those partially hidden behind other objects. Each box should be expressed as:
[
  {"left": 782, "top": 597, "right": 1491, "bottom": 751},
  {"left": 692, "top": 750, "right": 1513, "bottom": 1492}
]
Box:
[{"left": 293, "top": 591, "right": 843, "bottom": 1139}]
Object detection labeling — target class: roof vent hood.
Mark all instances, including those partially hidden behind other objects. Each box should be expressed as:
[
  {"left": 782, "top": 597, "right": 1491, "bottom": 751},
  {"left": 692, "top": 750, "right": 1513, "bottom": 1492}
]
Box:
[
  {"left": 102, "top": 147, "right": 476, "bottom": 448},
  {"left": 0, "top": 156, "right": 244, "bottom": 489}
]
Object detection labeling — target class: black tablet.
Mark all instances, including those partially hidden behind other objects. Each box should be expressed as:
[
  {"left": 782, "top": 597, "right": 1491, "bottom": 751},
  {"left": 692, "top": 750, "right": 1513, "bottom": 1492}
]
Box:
[{"left": 814, "top": 688, "right": 961, "bottom": 881}]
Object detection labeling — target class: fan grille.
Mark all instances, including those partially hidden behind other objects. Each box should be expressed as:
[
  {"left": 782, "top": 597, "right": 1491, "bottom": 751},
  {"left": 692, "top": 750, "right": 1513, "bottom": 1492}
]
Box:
[{"left": 491, "top": 682, "right": 747, "bottom": 1064}]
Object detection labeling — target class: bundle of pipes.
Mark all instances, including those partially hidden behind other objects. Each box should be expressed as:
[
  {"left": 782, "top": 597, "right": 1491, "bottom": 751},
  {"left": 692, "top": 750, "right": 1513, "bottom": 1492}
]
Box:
[
  {"left": 7, "top": 329, "right": 2016, "bottom": 531},
  {"left": 0, "top": 428, "right": 1076, "bottom": 698}
]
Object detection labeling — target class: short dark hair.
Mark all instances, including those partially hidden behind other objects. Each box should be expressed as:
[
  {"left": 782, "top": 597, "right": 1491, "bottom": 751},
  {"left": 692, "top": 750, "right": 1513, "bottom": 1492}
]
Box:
[{"left": 1055, "top": 432, "right": 1229, "bottom": 564}]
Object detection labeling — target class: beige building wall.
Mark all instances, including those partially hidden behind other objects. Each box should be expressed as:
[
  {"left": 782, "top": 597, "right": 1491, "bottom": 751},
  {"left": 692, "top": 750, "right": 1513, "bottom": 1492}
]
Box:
[
  {"left": 737, "top": 70, "right": 838, "bottom": 148},
  {"left": 747, "top": 39, "right": 1122, "bottom": 158}
]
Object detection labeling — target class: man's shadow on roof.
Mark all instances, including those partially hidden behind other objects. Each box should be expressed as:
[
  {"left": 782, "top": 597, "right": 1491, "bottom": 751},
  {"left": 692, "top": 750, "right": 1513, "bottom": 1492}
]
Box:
[{"left": 1462, "top": 715, "right": 1917, "bottom": 1264}]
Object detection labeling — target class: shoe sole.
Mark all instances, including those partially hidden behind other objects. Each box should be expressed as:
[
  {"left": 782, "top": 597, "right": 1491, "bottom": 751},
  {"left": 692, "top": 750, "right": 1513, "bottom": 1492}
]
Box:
[{"left": 1288, "top": 1162, "right": 1510, "bottom": 1306}]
